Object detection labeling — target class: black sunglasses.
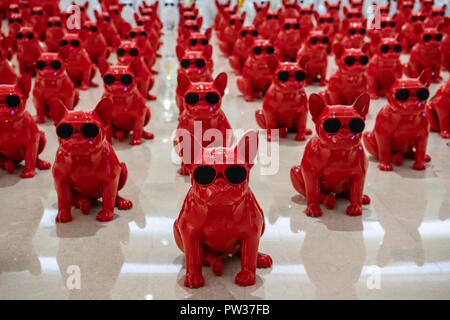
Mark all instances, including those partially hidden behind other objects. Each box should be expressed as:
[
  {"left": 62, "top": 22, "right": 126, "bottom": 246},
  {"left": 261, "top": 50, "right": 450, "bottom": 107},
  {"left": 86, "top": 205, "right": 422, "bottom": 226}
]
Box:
[
  {"left": 380, "top": 21, "right": 396, "bottom": 28},
  {"left": 394, "top": 88, "right": 429, "bottom": 101},
  {"left": 347, "top": 13, "right": 361, "bottom": 18},
  {"left": 60, "top": 39, "right": 80, "bottom": 47},
  {"left": 380, "top": 44, "right": 402, "bottom": 53},
  {"left": 193, "top": 165, "right": 248, "bottom": 186},
  {"left": 183, "top": 15, "right": 196, "bottom": 20},
  {"left": 344, "top": 55, "right": 369, "bottom": 65},
  {"left": 103, "top": 16, "right": 110, "bottom": 21},
  {"left": 36, "top": 60, "right": 61, "bottom": 70},
  {"left": 164, "top": 2, "right": 175, "bottom": 6},
  {"left": 402, "top": 4, "right": 414, "bottom": 9},
  {"left": 183, "top": 24, "right": 199, "bottom": 30},
  {"left": 16, "top": 32, "right": 34, "bottom": 39},
  {"left": 189, "top": 38, "right": 208, "bottom": 46},
  {"left": 103, "top": 74, "right": 133, "bottom": 85},
  {"left": 348, "top": 28, "right": 365, "bottom": 35},
  {"left": 423, "top": 34, "right": 442, "bottom": 41},
  {"left": 117, "top": 48, "right": 139, "bottom": 56},
  {"left": 411, "top": 15, "right": 426, "bottom": 21},
  {"left": 31, "top": 10, "right": 43, "bottom": 15},
  {"left": 129, "top": 31, "right": 147, "bottom": 38},
  {"left": 1, "top": 95, "right": 21, "bottom": 108},
  {"left": 9, "top": 18, "right": 23, "bottom": 23},
  {"left": 46, "top": 21, "right": 62, "bottom": 27},
  {"left": 284, "top": 23, "right": 300, "bottom": 30},
  {"left": 253, "top": 46, "right": 274, "bottom": 54},
  {"left": 310, "top": 36, "right": 328, "bottom": 44},
  {"left": 57, "top": 123, "right": 100, "bottom": 139},
  {"left": 185, "top": 92, "right": 220, "bottom": 105},
  {"left": 277, "top": 70, "right": 305, "bottom": 82},
  {"left": 431, "top": 11, "right": 445, "bottom": 16},
  {"left": 301, "top": 10, "right": 313, "bottom": 14},
  {"left": 82, "top": 25, "right": 98, "bottom": 32},
  {"left": 323, "top": 118, "right": 365, "bottom": 134},
  {"left": 266, "top": 14, "right": 278, "bottom": 19},
  {"left": 319, "top": 17, "right": 334, "bottom": 23},
  {"left": 241, "top": 29, "right": 258, "bottom": 36},
  {"left": 181, "top": 58, "right": 205, "bottom": 68},
  {"left": 230, "top": 18, "right": 244, "bottom": 25}
]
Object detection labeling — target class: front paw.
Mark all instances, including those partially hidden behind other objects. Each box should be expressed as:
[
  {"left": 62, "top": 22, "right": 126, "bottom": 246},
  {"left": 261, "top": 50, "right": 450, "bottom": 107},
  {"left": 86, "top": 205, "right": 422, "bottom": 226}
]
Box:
[
  {"left": 257, "top": 252, "right": 273, "bottom": 268},
  {"left": 116, "top": 196, "right": 133, "bottom": 210},
  {"left": 130, "top": 138, "right": 142, "bottom": 145},
  {"left": 96, "top": 209, "right": 114, "bottom": 222},
  {"left": 79, "top": 84, "right": 89, "bottom": 90},
  {"left": 184, "top": 272, "right": 204, "bottom": 288},
  {"left": 244, "top": 95, "right": 253, "bottom": 102},
  {"left": 235, "top": 270, "right": 256, "bottom": 286},
  {"left": 56, "top": 210, "right": 72, "bottom": 223},
  {"left": 20, "top": 169, "right": 35, "bottom": 178},
  {"left": 306, "top": 204, "right": 322, "bottom": 217},
  {"left": 346, "top": 203, "right": 362, "bottom": 216},
  {"left": 379, "top": 161, "right": 393, "bottom": 171},
  {"left": 412, "top": 160, "right": 426, "bottom": 170},
  {"left": 441, "top": 131, "right": 450, "bottom": 139},
  {"left": 295, "top": 133, "right": 306, "bottom": 141},
  {"left": 37, "top": 159, "right": 51, "bottom": 170}
]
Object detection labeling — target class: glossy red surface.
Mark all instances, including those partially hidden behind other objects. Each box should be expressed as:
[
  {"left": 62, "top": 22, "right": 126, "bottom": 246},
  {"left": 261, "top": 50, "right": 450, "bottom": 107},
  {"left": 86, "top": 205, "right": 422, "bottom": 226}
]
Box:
[
  {"left": 274, "top": 17, "right": 302, "bottom": 62},
  {"left": 363, "top": 70, "right": 433, "bottom": 171},
  {"left": 229, "top": 25, "right": 260, "bottom": 75},
  {"left": 45, "top": 16, "right": 65, "bottom": 52},
  {"left": 0, "top": 75, "right": 50, "bottom": 178},
  {"left": 15, "top": 26, "right": 45, "bottom": 76},
  {"left": 80, "top": 20, "right": 110, "bottom": 65},
  {"left": 252, "top": 1, "right": 270, "bottom": 27},
  {"left": 296, "top": 30, "right": 328, "bottom": 86},
  {"left": 174, "top": 131, "right": 272, "bottom": 288},
  {"left": 0, "top": 36, "right": 17, "bottom": 84},
  {"left": 427, "top": 78, "right": 450, "bottom": 138},
  {"left": 49, "top": 97, "right": 132, "bottom": 223},
  {"left": 290, "top": 93, "right": 371, "bottom": 217},
  {"left": 259, "top": 9, "right": 281, "bottom": 42},
  {"left": 218, "top": 11, "right": 246, "bottom": 56},
  {"left": 94, "top": 10, "right": 121, "bottom": 50},
  {"left": 107, "top": 4, "right": 131, "bottom": 39},
  {"left": 399, "top": 11, "right": 426, "bottom": 53}
]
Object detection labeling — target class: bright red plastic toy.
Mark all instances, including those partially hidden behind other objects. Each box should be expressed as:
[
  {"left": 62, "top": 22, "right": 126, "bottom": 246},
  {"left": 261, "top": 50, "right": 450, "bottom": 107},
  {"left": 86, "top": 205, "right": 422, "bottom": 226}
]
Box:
[
  {"left": 338, "top": 20, "right": 367, "bottom": 48},
  {"left": 127, "top": 26, "right": 158, "bottom": 74},
  {"left": 58, "top": 33, "right": 98, "bottom": 90},
  {"left": 80, "top": 21, "right": 110, "bottom": 65},
  {"left": 218, "top": 11, "right": 246, "bottom": 56},
  {"left": 32, "top": 52, "right": 79, "bottom": 123},
  {"left": 342, "top": 6, "right": 365, "bottom": 26},
  {"left": 0, "top": 74, "right": 51, "bottom": 178},
  {"left": 178, "top": 16, "right": 203, "bottom": 47},
  {"left": 321, "top": 43, "right": 370, "bottom": 105},
  {"left": 176, "top": 45, "right": 214, "bottom": 89},
  {"left": 15, "top": 26, "right": 45, "bottom": 76},
  {"left": 185, "top": 28, "right": 212, "bottom": 52},
  {"left": 274, "top": 17, "right": 302, "bottom": 62},
  {"left": 313, "top": 11, "right": 335, "bottom": 53},
  {"left": 97, "top": 59, "right": 154, "bottom": 145},
  {"left": 0, "top": 37, "right": 17, "bottom": 84},
  {"left": 174, "top": 72, "right": 231, "bottom": 175},
  {"left": 229, "top": 25, "right": 260, "bottom": 75},
  {"left": 94, "top": 10, "right": 121, "bottom": 50},
  {"left": 7, "top": 12, "right": 24, "bottom": 52},
  {"left": 255, "top": 61, "right": 311, "bottom": 141},
  {"left": 252, "top": 1, "right": 270, "bottom": 27},
  {"left": 214, "top": 3, "right": 236, "bottom": 40},
  {"left": 174, "top": 130, "right": 272, "bottom": 288},
  {"left": 107, "top": 4, "right": 131, "bottom": 39},
  {"left": 281, "top": 0, "right": 300, "bottom": 19},
  {"left": 296, "top": 30, "right": 329, "bottom": 86},
  {"left": 49, "top": 97, "right": 133, "bottom": 223},
  {"left": 399, "top": 11, "right": 426, "bottom": 53},
  {"left": 291, "top": 93, "right": 371, "bottom": 217},
  {"left": 367, "top": 35, "right": 403, "bottom": 99},
  {"left": 405, "top": 26, "right": 443, "bottom": 83},
  {"left": 298, "top": 4, "right": 315, "bottom": 40},
  {"left": 324, "top": 0, "right": 341, "bottom": 33},
  {"left": 237, "top": 39, "right": 276, "bottom": 101},
  {"left": 363, "top": 69, "right": 433, "bottom": 171},
  {"left": 259, "top": 9, "right": 281, "bottom": 42},
  {"left": 45, "top": 16, "right": 65, "bottom": 52},
  {"left": 425, "top": 5, "right": 446, "bottom": 27},
  {"left": 30, "top": 5, "right": 48, "bottom": 42},
  {"left": 395, "top": 0, "right": 414, "bottom": 28},
  {"left": 427, "top": 78, "right": 450, "bottom": 138}
]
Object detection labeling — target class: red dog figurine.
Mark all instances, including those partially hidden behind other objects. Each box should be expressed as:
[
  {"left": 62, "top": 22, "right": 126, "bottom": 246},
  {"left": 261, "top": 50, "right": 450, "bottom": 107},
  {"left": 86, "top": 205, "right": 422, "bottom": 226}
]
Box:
[
  {"left": 218, "top": 11, "right": 246, "bottom": 56},
  {"left": 338, "top": 20, "right": 367, "bottom": 48},
  {"left": 321, "top": 43, "right": 370, "bottom": 105},
  {"left": 274, "top": 17, "right": 302, "bottom": 62},
  {"left": 399, "top": 11, "right": 426, "bottom": 53},
  {"left": 0, "top": 37, "right": 17, "bottom": 84},
  {"left": 58, "top": 33, "right": 98, "bottom": 90},
  {"left": 298, "top": 4, "right": 315, "bottom": 40},
  {"left": 281, "top": 0, "right": 301, "bottom": 19},
  {"left": 15, "top": 26, "right": 45, "bottom": 76},
  {"left": 80, "top": 21, "right": 110, "bottom": 65},
  {"left": 324, "top": 0, "right": 341, "bottom": 33},
  {"left": 313, "top": 11, "right": 336, "bottom": 53},
  {"left": 364, "top": 69, "right": 432, "bottom": 171},
  {"left": 98, "top": 59, "right": 154, "bottom": 145},
  {"left": 405, "top": 26, "right": 443, "bottom": 83},
  {"left": 291, "top": 93, "right": 371, "bottom": 217},
  {"left": 176, "top": 45, "right": 214, "bottom": 87},
  {"left": 255, "top": 61, "right": 311, "bottom": 141},
  {"left": 45, "top": 16, "right": 65, "bottom": 52},
  {"left": 259, "top": 9, "right": 281, "bottom": 43},
  {"left": 30, "top": 6, "right": 48, "bottom": 42},
  {"left": 425, "top": 5, "right": 446, "bottom": 28},
  {"left": 185, "top": 28, "right": 212, "bottom": 52},
  {"left": 174, "top": 130, "right": 272, "bottom": 288},
  {"left": 427, "top": 78, "right": 450, "bottom": 139},
  {"left": 229, "top": 25, "right": 260, "bottom": 75},
  {"left": 252, "top": 1, "right": 270, "bottom": 27},
  {"left": 296, "top": 30, "right": 329, "bottom": 86},
  {"left": 237, "top": 39, "right": 276, "bottom": 101},
  {"left": 94, "top": 10, "right": 121, "bottom": 50},
  {"left": 107, "top": 4, "right": 131, "bottom": 39},
  {"left": 367, "top": 35, "right": 403, "bottom": 99},
  {"left": 33, "top": 53, "right": 79, "bottom": 123},
  {"left": 49, "top": 97, "right": 133, "bottom": 223},
  {"left": 127, "top": 26, "right": 158, "bottom": 74},
  {"left": 174, "top": 72, "right": 231, "bottom": 175},
  {"left": 0, "top": 75, "right": 51, "bottom": 178}
]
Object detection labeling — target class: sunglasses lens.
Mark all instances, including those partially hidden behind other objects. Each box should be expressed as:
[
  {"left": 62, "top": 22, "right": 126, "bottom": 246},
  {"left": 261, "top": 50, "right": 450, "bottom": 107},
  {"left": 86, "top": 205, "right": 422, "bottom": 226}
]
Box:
[
  {"left": 395, "top": 88, "right": 409, "bottom": 101},
  {"left": 322, "top": 37, "right": 328, "bottom": 44},
  {"left": 380, "top": 44, "right": 389, "bottom": 52},
  {"left": 60, "top": 39, "right": 67, "bottom": 46},
  {"left": 241, "top": 30, "right": 247, "bottom": 36},
  {"left": 56, "top": 22, "right": 61, "bottom": 26},
  {"left": 344, "top": 56, "right": 355, "bottom": 65},
  {"left": 46, "top": 22, "right": 52, "bottom": 27},
  {"left": 195, "top": 59, "right": 205, "bottom": 68},
  {"left": 224, "top": 165, "right": 247, "bottom": 184},
  {"left": 129, "top": 32, "right": 136, "bottom": 38},
  {"left": 266, "top": 46, "right": 274, "bottom": 54},
  {"left": 295, "top": 70, "right": 306, "bottom": 81},
  {"left": 284, "top": 24, "right": 290, "bottom": 29},
  {"left": 185, "top": 92, "right": 199, "bottom": 105},
  {"left": 416, "top": 88, "right": 429, "bottom": 100},
  {"left": 277, "top": 71, "right": 289, "bottom": 81},
  {"left": 26, "top": 33, "right": 33, "bottom": 39},
  {"left": 103, "top": 74, "right": 115, "bottom": 85},
  {"left": 120, "top": 74, "right": 132, "bottom": 85},
  {"left": 348, "top": 29, "right": 355, "bottom": 35},
  {"left": 253, "top": 46, "right": 262, "bottom": 54},
  {"left": 91, "top": 26, "right": 98, "bottom": 32},
  {"left": 72, "top": 40, "right": 80, "bottom": 47},
  {"left": 193, "top": 165, "right": 216, "bottom": 185},
  {"left": 36, "top": 60, "right": 45, "bottom": 70},
  {"left": 359, "top": 28, "right": 365, "bottom": 35},
  {"left": 394, "top": 44, "right": 402, "bottom": 52},
  {"left": 16, "top": 33, "right": 23, "bottom": 39},
  {"left": 51, "top": 60, "right": 61, "bottom": 69},
  {"left": 323, "top": 118, "right": 341, "bottom": 133},
  {"left": 310, "top": 37, "right": 318, "bottom": 44},
  {"left": 181, "top": 59, "right": 190, "bottom": 68},
  {"left": 105, "top": 17, "right": 110, "bottom": 21},
  {"left": 193, "top": 25, "right": 198, "bottom": 30},
  {"left": 423, "top": 34, "right": 431, "bottom": 41},
  {"left": 117, "top": 48, "right": 125, "bottom": 56},
  {"left": 130, "top": 48, "right": 139, "bottom": 56},
  {"left": 436, "top": 34, "right": 442, "bottom": 41},
  {"left": 201, "top": 39, "right": 208, "bottom": 45},
  {"left": 5, "top": 95, "right": 21, "bottom": 107},
  {"left": 348, "top": 118, "right": 365, "bottom": 133},
  {"left": 189, "top": 39, "right": 197, "bottom": 45},
  {"left": 205, "top": 92, "right": 220, "bottom": 104},
  {"left": 81, "top": 123, "right": 99, "bottom": 139},
  {"left": 56, "top": 123, "right": 74, "bottom": 139},
  {"left": 360, "top": 56, "right": 369, "bottom": 65},
  {"left": 252, "top": 30, "right": 258, "bottom": 36}
]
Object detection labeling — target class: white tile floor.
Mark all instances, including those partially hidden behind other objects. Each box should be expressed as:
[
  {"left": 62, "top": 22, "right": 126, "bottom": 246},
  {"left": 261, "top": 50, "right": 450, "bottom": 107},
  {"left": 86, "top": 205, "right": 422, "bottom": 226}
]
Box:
[{"left": 1, "top": 20, "right": 450, "bottom": 299}]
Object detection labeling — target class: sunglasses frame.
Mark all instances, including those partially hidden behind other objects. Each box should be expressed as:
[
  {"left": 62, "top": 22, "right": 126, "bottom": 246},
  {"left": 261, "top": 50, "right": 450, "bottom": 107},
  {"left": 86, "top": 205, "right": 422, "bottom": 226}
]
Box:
[
  {"left": 36, "top": 60, "right": 62, "bottom": 70},
  {"left": 1, "top": 94, "right": 21, "bottom": 108},
  {"left": 394, "top": 88, "right": 430, "bottom": 101},
  {"left": 322, "top": 117, "right": 365, "bottom": 134},
  {"left": 180, "top": 58, "right": 206, "bottom": 69},
  {"left": 103, "top": 74, "right": 133, "bottom": 85},
  {"left": 56, "top": 123, "right": 100, "bottom": 140},
  {"left": 185, "top": 91, "right": 221, "bottom": 106},
  {"left": 193, "top": 164, "right": 249, "bottom": 186}
]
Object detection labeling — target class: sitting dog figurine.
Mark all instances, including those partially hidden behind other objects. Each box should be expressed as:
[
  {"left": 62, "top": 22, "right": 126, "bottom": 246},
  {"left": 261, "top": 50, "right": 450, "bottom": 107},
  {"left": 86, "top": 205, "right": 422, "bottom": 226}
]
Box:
[
  {"left": 98, "top": 59, "right": 154, "bottom": 145},
  {"left": 15, "top": 26, "right": 45, "bottom": 76},
  {"left": 174, "top": 130, "right": 273, "bottom": 288},
  {"left": 58, "top": 34, "right": 98, "bottom": 90},
  {"left": 218, "top": 11, "right": 246, "bottom": 56},
  {"left": 0, "top": 37, "right": 17, "bottom": 84},
  {"left": 427, "top": 78, "right": 450, "bottom": 139},
  {"left": 321, "top": 43, "right": 370, "bottom": 105},
  {"left": 298, "top": 4, "right": 315, "bottom": 40},
  {"left": 337, "top": 20, "right": 367, "bottom": 49},
  {"left": 33, "top": 53, "right": 79, "bottom": 123},
  {"left": 0, "top": 75, "right": 51, "bottom": 178},
  {"left": 174, "top": 72, "right": 231, "bottom": 175},
  {"left": 259, "top": 9, "right": 281, "bottom": 43},
  {"left": 45, "top": 16, "right": 65, "bottom": 52},
  {"left": 274, "top": 17, "right": 302, "bottom": 62},
  {"left": 367, "top": 35, "right": 403, "bottom": 99},
  {"left": 94, "top": 10, "right": 121, "bottom": 50},
  {"left": 229, "top": 25, "right": 260, "bottom": 75},
  {"left": 405, "top": 26, "right": 443, "bottom": 83},
  {"left": 363, "top": 69, "right": 432, "bottom": 171},
  {"left": 252, "top": 1, "right": 270, "bottom": 27},
  {"left": 399, "top": 11, "right": 426, "bottom": 53},
  {"left": 127, "top": 26, "right": 158, "bottom": 73},
  {"left": 290, "top": 93, "right": 371, "bottom": 217},
  {"left": 185, "top": 28, "right": 212, "bottom": 52},
  {"left": 296, "top": 30, "right": 329, "bottom": 86},
  {"left": 255, "top": 60, "right": 311, "bottom": 141},
  {"left": 49, "top": 97, "right": 133, "bottom": 223},
  {"left": 237, "top": 39, "right": 276, "bottom": 101},
  {"left": 80, "top": 21, "right": 110, "bottom": 65}
]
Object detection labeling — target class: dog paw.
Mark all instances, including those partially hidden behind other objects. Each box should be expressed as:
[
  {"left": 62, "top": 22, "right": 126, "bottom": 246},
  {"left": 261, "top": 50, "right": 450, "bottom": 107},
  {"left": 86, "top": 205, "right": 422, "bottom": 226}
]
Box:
[
  {"left": 20, "top": 169, "right": 35, "bottom": 178},
  {"left": 306, "top": 204, "right": 322, "bottom": 217},
  {"left": 96, "top": 209, "right": 114, "bottom": 222},
  {"left": 379, "top": 161, "right": 393, "bottom": 171},
  {"left": 346, "top": 204, "right": 362, "bottom": 216},
  {"left": 235, "top": 270, "right": 256, "bottom": 287},
  {"left": 56, "top": 210, "right": 72, "bottom": 223},
  {"left": 37, "top": 159, "right": 51, "bottom": 170},
  {"left": 116, "top": 196, "right": 133, "bottom": 210},
  {"left": 257, "top": 252, "right": 273, "bottom": 268},
  {"left": 412, "top": 160, "right": 426, "bottom": 170},
  {"left": 184, "top": 272, "right": 204, "bottom": 288}
]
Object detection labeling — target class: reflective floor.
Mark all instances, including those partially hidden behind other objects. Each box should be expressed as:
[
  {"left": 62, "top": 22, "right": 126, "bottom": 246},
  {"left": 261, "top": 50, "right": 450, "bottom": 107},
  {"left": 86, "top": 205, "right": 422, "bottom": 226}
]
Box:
[{"left": 1, "top": 23, "right": 450, "bottom": 299}]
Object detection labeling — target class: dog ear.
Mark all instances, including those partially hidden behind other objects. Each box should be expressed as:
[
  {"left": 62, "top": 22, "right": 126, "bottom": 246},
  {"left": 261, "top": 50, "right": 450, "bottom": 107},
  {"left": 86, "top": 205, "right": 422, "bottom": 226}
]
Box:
[
  {"left": 176, "top": 73, "right": 191, "bottom": 96},
  {"left": 325, "top": 0, "right": 330, "bottom": 8},
  {"left": 381, "top": 69, "right": 397, "bottom": 92},
  {"left": 313, "top": 10, "right": 320, "bottom": 23},
  {"left": 353, "top": 93, "right": 370, "bottom": 118},
  {"left": 97, "top": 57, "right": 110, "bottom": 76},
  {"left": 94, "top": 98, "right": 112, "bottom": 125},
  {"left": 197, "top": 16, "right": 203, "bottom": 29},
  {"left": 241, "top": 11, "right": 246, "bottom": 21},
  {"left": 204, "top": 27, "right": 212, "bottom": 40},
  {"left": 418, "top": 68, "right": 433, "bottom": 87},
  {"left": 309, "top": 93, "right": 328, "bottom": 122},
  {"left": 214, "top": 72, "right": 228, "bottom": 96},
  {"left": 343, "top": 6, "right": 349, "bottom": 15},
  {"left": 234, "top": 130, "right": 259, "bottom": 165},
  {"left": 333, "top": 42, "right": 345, "bottom": 59},
  {"left": 48, "top": 97, "right": 68, "bottom": 125},
  {"left": 134, "top": 12, "right": 139, "bottom": 23},
  {"left": 176, "top": 45, "right": 185, "bottom": 61},
  {"left": 361, "top": 42, "right": 370, "bottom": 55},
  {"left": 94, "top": 9, "right": 99, "bottom": 19},
  {"left": 203, "top": 44, "right": 213, "bottom": 60}
]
